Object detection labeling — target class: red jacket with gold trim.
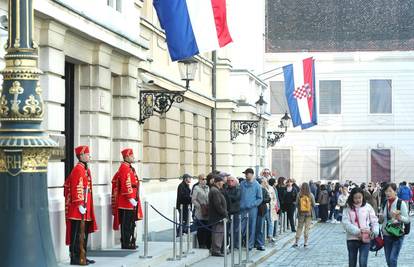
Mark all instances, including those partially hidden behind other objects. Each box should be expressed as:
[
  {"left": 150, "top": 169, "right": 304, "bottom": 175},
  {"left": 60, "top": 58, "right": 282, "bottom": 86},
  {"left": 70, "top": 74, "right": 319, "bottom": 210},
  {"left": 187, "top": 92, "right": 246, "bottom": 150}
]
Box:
[
  {"left": 111, "top": 162, "right": 143, "bottom": 230},
  {"left": 64, "top": 162, "right": 98, "bottom": 245}
]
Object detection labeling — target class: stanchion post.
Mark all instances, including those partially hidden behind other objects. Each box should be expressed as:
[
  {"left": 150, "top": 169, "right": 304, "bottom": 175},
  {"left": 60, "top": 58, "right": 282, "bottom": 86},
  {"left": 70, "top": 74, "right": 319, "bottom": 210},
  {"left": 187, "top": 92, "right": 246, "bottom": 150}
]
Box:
[
  {"left": 264, "top": 219, "right": 267, "bottom": 246},
  {"left": 283, "top": 212, "right": 286, "bottom": 232},
  {"left": 223, "top": 218, "right": 228, "bottom": 267},
  {"left": 139, "top": 201, "right": 152, "bottom": 259},
  {"left": 279, "top": 214, "right": 282, "bottom": 235},
  {"left": 167, "top": 208, "right": 178, "bottom": 261},
  {"left": 179, "top": 204, "right": 185, "bottom": 259},
  {"left": 230, "top": 215, "right": 234, "bottom": 267},
  {"left": 186, "top": 206, "right": 194, "bottom": 255},
  {"left": 243, "top": 212, "right": 252, "bottom": 264},
  {"left": 235, "top": 214, "right": 242, "bottom": 267}
]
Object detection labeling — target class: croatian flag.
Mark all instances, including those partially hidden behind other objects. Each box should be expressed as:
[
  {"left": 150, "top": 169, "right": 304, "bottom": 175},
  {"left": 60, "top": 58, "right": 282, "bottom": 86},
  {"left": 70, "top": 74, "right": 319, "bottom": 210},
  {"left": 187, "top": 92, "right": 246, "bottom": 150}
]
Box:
[
  {"left": 153, "top": 0, "right": 233, "bottom": 61},
  {"left": 283, "top": 57, "right": 317, "bottom": 129}
]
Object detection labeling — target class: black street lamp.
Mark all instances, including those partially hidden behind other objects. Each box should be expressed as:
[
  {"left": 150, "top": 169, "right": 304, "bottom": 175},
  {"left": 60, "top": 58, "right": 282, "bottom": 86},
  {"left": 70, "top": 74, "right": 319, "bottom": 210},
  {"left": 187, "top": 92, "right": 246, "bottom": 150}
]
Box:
[
  {"left": 138, "top": 58, "right": 198, "bottom": 124},
  {"left": 267, "top": 111, "right": 291, "bottom": 147},
  {"left": 230, "top": 94, "right": 267, "bottom": 141}
]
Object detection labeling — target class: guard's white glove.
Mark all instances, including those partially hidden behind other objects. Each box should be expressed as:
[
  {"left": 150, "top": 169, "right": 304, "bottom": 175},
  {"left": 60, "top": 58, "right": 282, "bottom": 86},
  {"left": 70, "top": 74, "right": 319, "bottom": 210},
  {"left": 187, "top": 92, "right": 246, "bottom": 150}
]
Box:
[
  {"left": 129, "top": 198, "right": 138, "bottom": 207},
  {"left": 78, "top": 205, "right": 87, "bottom": 215}
]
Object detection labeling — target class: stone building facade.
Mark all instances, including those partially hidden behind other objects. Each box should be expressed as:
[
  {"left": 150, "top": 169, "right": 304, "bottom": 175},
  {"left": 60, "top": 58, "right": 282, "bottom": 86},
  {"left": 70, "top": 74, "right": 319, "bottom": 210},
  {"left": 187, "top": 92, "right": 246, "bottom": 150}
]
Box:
[{"left": 0, "top": 0, "right": 268, "bottom": 262}]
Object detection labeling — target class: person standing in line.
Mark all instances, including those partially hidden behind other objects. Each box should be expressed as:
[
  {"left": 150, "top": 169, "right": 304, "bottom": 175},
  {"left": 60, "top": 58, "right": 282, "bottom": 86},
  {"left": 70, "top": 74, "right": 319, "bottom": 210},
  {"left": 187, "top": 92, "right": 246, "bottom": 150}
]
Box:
[
  {"left": 255, "top": 178, "right": 271, "bottom": 251},
  {"left": 191, "top": 174, "right": 211, "bottom": 249},
  {"left": 328, "top": 183, "right": 340, "bottom": 223},
  {"left": 293, "top": 183, "right": 315, "bottom": 247},
  {"left": 262, "top": 177, "right": 277, "bottom": 243},
  {"left": 176, "top": 174, "right": 192, "bottom": 235},
  {"left": 380, "top": 183, "right": 410, "bottom": 267},
  {"left": 225, "top": 176, "right": 241, "bottom": 249},
  {"left": 268, "top": 178, "right": 280, "bottom": 237},
  {"left": 342, "top": 187, "right": 379, "bottom": 267},
  {"left": 318, "top": 184, "right": 329, "bottom": 223},
  {"left": 240, "top": 168, "right": 263, "bottom": 250},
  {"left": 283, "top": 178, "right": 298, "bottom": 232},
  {"left": 208, "top": 175, "right": 228, "bottom": 256}
]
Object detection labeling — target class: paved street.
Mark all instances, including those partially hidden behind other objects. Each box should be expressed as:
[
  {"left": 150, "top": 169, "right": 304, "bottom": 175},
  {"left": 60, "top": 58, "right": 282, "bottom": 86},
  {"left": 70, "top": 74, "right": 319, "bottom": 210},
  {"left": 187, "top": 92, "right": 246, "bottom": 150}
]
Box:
[{"left": 259, "top": 222, "right": 414, "bottom": 267}]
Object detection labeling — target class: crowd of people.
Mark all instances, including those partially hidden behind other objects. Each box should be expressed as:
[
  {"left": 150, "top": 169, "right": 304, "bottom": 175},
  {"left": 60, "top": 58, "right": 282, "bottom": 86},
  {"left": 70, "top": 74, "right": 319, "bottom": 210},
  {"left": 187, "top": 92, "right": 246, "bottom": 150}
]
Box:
[{"left": 176, "top": 170, "right": 413, "bottom": 266}]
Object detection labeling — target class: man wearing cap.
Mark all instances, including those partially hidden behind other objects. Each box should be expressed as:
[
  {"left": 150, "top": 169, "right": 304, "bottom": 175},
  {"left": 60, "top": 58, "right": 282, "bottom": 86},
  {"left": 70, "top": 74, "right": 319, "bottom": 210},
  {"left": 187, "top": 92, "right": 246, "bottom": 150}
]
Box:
[
  {"left": 176, "top": 173, "right": 193, "bottom": 235},
  {"left": 240, "top": 168, "right": 262, "bottom": 250},
  {"left": 64, "top": 146, "right": 98, "bottom": 265},
  {"left": 208, "top": 175, "right": 228, "bottom": 256},
  {"left": 111, "top": 148, "right": 143, "bottom": 249}
]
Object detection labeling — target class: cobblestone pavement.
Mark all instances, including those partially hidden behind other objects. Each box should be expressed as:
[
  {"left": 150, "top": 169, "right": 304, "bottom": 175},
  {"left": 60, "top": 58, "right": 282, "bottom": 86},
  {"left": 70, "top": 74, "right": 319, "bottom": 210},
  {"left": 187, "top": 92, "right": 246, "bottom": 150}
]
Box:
[{"left": 259, "top": 222, "right": 414, "bottom": 267}]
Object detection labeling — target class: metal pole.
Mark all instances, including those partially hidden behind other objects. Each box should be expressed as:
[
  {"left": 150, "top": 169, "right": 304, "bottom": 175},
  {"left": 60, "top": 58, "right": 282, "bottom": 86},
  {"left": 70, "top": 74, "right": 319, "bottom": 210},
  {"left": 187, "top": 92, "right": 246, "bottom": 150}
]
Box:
[
  {"left": 224, "top": 218, "right": 228, "bottom": 267},
  {"left": 235, "top": 214, "right": 242, "bottom": 267},
  {"left": 186, "top": 206, "right": 194, "bottom": 255},
  {"left": 0, "top": 1, "right": 58, "bottom": 266},
  {"left": 283, "top": 212, "right": 286, "bottom": 232},
  {"left": 244, "top": 213, "right": 252, "bottom": 264},
  {"left": 264, "top": 219, "right": 267, "bottom": 246},
  {"left": 167, "top": 208, "right": 177, "bottom": 261},
  {"left": 139, "top": 201, "right": 152, "bottom": 259},
  {"left": 230, "top": 215, "right": 234, "bottom": 267},
  {"left": 179, "top": 204, "right": 184, "bottom": 259}
]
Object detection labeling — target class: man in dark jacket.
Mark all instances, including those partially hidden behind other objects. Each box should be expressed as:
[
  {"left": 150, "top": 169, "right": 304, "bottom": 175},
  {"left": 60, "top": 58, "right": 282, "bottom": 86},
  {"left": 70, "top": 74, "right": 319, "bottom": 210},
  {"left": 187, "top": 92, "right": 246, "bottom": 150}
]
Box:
[
  {"left": 208, "top": 175, "right": 228, "bottom": 256},
  {"left": 225, "top": 176, "right": 241, "bottom": 248},
  {"left": 176, "top": 173, "right": 192, "bottom": 235},
  {"left": 255, "top": 179, "right": 271, "bottom": 250}
]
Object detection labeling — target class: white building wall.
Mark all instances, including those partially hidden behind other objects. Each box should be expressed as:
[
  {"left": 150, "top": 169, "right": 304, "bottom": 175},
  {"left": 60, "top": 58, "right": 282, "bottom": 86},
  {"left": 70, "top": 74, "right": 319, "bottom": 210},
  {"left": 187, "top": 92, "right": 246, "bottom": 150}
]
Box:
[{"left": 265, "top": 52, "right": 414, "bottom": 185}]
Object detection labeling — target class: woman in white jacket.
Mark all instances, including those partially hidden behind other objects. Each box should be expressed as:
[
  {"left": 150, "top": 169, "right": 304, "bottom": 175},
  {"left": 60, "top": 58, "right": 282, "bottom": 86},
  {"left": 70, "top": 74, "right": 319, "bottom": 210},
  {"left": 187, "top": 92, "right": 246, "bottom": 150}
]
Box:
[
  {"left": 380, "top": 183, "right": 410, "bottom": 267},
  {"left": 342, "top": 187, "right": 379, "bottom": 267}
]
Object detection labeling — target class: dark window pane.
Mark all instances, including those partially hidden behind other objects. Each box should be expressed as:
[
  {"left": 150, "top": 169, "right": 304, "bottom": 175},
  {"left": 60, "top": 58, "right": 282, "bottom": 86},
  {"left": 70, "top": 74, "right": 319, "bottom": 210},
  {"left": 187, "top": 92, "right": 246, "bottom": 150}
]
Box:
[
  {"left": 270, "top": 81, "right": 288, "bottom": 114},
  {"left": 272, "top": 149, "right": 290, "bottom": 178},
  {"left": 370, "top": 80, "right": 392, "bottom": 114},
  {"left": 320, "top": 149, "right": 339, "bottom": 180},
  {"left": 319, "top": 80, "right": 341, "bottom": 114}
]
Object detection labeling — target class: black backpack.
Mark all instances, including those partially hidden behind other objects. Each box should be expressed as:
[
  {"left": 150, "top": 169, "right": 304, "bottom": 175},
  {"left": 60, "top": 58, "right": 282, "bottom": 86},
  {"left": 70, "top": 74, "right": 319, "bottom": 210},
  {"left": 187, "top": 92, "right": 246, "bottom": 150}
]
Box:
[{"left": 383, "top": 199, "right": 411, "bottom": 235}]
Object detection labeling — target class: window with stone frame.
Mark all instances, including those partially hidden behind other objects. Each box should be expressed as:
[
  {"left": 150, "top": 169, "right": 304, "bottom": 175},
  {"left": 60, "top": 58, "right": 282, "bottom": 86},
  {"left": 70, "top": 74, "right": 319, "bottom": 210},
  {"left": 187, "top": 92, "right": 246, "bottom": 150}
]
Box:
[
  {"left": 320, "top": 149, "right": 340, "bottom": 180},
  {"left": 370, "top": 79, "right": 392, "bottom": 114},
  {"left": 319, "top": 80, "right": 341, "bottom": 114}
]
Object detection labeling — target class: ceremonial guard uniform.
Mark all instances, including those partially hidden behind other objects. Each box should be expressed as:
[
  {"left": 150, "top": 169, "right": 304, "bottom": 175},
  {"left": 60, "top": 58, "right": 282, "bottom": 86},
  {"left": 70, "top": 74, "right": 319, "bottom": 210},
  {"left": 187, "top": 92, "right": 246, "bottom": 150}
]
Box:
[
  {"left": 64, "top": 146, "right": 98, "bottom": 265},
  {"left": 111, "top": 148, "right": 143, "bottom": 249}
]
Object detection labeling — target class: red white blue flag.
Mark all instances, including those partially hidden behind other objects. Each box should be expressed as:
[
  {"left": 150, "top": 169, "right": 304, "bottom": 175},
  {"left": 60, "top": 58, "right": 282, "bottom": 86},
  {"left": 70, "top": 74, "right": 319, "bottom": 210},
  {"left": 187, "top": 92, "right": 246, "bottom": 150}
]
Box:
[
  {"left": 283, "top": 57, "right": 317, "bottom": 129},
  {"left": 153, "top": 0, "right": 233, "bottom": 61}
]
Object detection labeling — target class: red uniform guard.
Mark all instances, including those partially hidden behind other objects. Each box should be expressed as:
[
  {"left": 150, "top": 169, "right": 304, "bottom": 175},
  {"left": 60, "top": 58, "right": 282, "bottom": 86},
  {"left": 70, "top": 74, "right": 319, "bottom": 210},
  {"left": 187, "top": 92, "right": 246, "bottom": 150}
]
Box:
[
  {"left": 64, "top": 146, "right": 98, "bottom": 265},
  {"left": 111, "top": 148, "right": 143, "bottom": 249}
]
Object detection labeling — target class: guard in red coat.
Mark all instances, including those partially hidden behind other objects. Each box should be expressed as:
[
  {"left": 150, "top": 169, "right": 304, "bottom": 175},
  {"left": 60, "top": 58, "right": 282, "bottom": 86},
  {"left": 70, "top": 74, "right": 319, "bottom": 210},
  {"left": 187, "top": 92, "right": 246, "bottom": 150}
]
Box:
[
  {"left": 64, "top": 146, "right": 98, "bottom": 265},
  {"left": 111, "top": 148, "right": 143, "bottom": 249}
]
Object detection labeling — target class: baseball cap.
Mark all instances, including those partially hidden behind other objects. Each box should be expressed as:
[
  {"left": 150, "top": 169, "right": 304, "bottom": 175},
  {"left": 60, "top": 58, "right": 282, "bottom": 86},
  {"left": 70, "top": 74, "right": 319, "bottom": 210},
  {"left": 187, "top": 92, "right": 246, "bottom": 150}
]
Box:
[
  {"left": 242, "top": 168, "right": 254, "bottom": 175},
  {"left": 214, "top": 176, "right": 224, "bottom": 183},
  {"left": 182, "top": 173, "right": 192, "bottom": 180}
]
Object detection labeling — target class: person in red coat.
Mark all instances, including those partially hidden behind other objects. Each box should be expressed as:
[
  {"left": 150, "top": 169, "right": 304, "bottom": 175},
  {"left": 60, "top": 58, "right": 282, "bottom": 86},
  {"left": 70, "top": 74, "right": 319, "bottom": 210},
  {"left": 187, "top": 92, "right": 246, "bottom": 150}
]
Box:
[
  {"left": 64, "top": 145, "right": 98, "bottom": 265},
  {"left": 111, "top": 148, "right": 143, "bottom": 249}
]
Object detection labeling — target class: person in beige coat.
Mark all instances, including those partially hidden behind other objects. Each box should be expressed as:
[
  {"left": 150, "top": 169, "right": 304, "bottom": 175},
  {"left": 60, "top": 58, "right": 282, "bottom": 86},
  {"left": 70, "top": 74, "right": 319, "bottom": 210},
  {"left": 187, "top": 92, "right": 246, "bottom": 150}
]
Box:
[
  {"left": 293, "top": 183, "right": 315, "bottom": 247},
  {"left": 192, "top": 174, "right": 211, "bottom": 248}
]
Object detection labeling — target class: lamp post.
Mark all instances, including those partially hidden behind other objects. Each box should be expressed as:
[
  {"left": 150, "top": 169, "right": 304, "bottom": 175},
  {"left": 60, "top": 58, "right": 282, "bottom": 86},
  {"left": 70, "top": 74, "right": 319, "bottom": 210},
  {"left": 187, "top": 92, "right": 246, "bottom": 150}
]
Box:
[
  {"left": 230, "top": 94, "right": 267, "bottom": 141},
  {"left": 267, "top": 111, "right": 291, "bottom": 147},
  {"left": 138, "top": 58, "right": 198, "bottom": 124},
  {"left": 0, "top": 1, "right": 58, "bottom": 266}
]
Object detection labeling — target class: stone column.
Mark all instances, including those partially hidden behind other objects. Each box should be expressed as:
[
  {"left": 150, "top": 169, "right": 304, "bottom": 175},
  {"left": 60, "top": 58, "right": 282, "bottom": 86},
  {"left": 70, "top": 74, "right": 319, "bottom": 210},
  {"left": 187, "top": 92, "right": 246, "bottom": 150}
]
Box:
[
  {"left": 79, "top": 44, "right": 113, "bottom": 249},
  {"left": 0, "top": 1, "right": 57, "bottom": 266}
]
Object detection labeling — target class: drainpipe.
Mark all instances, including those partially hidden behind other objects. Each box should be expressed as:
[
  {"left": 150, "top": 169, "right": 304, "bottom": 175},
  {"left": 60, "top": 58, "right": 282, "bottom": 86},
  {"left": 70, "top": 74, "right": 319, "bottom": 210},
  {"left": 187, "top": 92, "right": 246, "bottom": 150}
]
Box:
[{"left": 211, "top": 51, "right": 217, "bottom": 172}]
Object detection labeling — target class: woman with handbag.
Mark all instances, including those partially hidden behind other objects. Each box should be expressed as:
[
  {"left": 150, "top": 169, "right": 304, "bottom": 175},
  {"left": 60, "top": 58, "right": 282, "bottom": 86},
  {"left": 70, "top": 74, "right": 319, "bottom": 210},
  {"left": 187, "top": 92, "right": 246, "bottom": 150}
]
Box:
[
  {"left": 192, "top": 174, "right": 211, "bottom": 249},
  {"left": 342, "top": 187, "right": 379, "bottom": 267},
  {"left": 380, "top": 183, "right": 410, "bottom": 267}
]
